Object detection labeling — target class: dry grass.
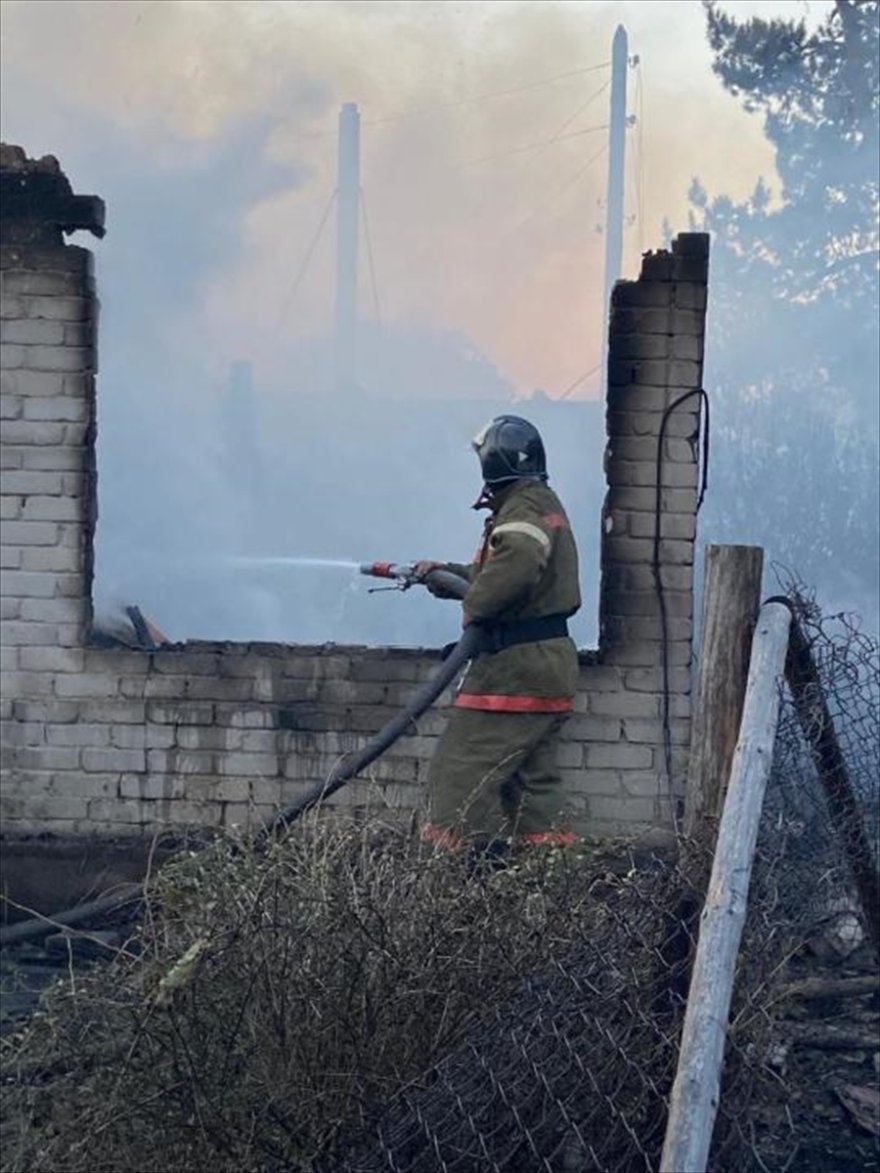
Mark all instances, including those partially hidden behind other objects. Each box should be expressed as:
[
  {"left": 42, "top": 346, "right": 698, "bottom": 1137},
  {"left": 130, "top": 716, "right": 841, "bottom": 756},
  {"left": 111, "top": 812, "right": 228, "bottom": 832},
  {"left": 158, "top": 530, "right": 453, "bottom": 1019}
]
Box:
[{"left": 1, "top": 817, "right": 637, "bottom": 1173}]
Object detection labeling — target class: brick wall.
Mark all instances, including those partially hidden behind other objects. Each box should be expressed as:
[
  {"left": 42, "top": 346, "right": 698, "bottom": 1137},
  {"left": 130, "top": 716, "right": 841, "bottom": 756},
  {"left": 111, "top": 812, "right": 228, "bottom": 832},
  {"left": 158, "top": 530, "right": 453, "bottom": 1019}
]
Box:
[{"left": 0, "top": 147, "right": 709, "bottom": 841}]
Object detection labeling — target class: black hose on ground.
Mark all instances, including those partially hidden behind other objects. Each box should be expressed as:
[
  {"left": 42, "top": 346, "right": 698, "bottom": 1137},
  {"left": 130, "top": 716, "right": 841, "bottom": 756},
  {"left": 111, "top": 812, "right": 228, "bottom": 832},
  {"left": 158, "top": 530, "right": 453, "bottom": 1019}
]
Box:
[
  {"left": 260, "top": 568, "right": 473, "bottom": 835},
  {"left": 1, "top": 569, "right": 473, "bottom": 946}
]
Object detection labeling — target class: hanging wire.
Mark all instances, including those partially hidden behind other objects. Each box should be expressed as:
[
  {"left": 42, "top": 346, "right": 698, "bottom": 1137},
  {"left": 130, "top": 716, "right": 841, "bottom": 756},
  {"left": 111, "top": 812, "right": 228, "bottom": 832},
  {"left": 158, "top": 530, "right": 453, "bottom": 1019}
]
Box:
[
  {"left": 636, "top": 61, "right": 645, "bottom": 257},
  {"left": 286, "top": 61, "right": 613, "bottom": 144},
  {"left": 460, "top": 123, "right": 607, "bottom": 168},
  {"left": 360, "top": 187, "right": 383, "bottom": 327},
  {"left": 652, "top": 388, "right": 711, "bottom": 827},
  {"left": 275, "top": 189, "right": 336, "bottom": 326},
  {"left": 513, "top": 143, "right": 608, "bottom": 233},
  {"left": 557, "top": 361, "right": 603, "bottom": 400}
]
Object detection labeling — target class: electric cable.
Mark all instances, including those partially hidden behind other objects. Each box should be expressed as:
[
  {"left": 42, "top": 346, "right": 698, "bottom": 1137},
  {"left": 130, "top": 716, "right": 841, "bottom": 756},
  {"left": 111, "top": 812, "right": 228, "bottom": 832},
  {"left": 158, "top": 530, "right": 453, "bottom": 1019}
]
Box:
[
  {"left": 513, "top": 143, "right": 608, "bottom": 233},
  {"left": 652, "top": 389, "right": 710, "bottom": 831},
  {"left": 360, "top": 187, "right": 383, "bottom": 327},
  {"left": 558, "top": 362, "right": 603, "bottom": 400},
  {"left": 287, "top": 62, "right": 613, "bottom": 144},
  {"left": 275, "top": 188, "right": 337, "bottom": 325},
  {"left": 636, "top": 62, "right": 645, "bottom": 257},
  {"left": 461, "top": 123, "right": 608, "bottom": 168}
]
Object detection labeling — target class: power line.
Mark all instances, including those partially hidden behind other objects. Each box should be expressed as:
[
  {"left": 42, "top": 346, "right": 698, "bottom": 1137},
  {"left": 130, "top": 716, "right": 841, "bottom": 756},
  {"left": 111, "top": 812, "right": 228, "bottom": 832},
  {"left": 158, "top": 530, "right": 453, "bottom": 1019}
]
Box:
[
  {"left": 276, "top": 189, "right": 336, "bottom": 326},
  {"left": 360, "top": 187, "right": 382, "bottom": 327},
  {"left": 461, "top": 123, "right": 607, "bottom": 168},
  {"left": 557, "top": 362, "right": 602, "bottom": 400},
  {"left": 513, "top": 143, "right": 608, "bottom": 233},
  {"left": 636, "top": 62, "right": 645, "bottom": 257},
  {"left": 371, "top": 62, "right": 612, "bottom": 127},
  {"left": 286, "top": 61, "right": 612, "bottom": 144},
  {"left": 549, "top": 79, "right": 611, "bottom": 139}
]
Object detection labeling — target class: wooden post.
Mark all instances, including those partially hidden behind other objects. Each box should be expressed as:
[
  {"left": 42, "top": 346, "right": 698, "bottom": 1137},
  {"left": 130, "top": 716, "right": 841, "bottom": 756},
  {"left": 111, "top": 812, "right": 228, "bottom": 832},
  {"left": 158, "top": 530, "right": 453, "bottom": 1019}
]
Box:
[
  {"left": 784, "top": 614, "right": 880, "bottom": 957},
  {"left": 684, "top": 545, "right": 764, "bottom": 843},
  {"left": 661, "top": 600, "right": 792, "bottom": 1173}
]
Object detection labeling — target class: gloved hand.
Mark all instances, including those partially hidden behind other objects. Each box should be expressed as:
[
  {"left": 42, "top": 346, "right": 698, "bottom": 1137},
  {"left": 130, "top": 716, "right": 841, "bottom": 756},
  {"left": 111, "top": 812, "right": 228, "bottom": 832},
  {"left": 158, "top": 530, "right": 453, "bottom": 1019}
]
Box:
[
  {"left": 415, "top": 560, "right": 462, "bottom": 600},
  {"left": 413, "top": 560, "right": 442, "bottom": 581}
]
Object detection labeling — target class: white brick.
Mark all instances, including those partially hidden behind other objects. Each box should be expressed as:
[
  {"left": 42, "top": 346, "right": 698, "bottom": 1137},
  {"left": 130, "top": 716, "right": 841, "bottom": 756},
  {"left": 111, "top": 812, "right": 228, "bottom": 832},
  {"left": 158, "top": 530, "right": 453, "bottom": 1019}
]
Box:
[
  {"left": 0, "top": 571, "right": 57, "bottom": 598},
  {"left": 56, "top": 622, "right": 83, "bottom": 648},
  {"left": 0, "top": 368, "right": 65, "bottom": 396},
  {"left": 46, "top": 723, "right": 111, "bottom": 747},
  {"left": 219, "top": 752, "right": 279, "bottom": 778},
  {"left": 0, "top": 495, "right": 23, "bottom": 520},
  {"left": 61, "top": 472, "right": 84, "bottom": 496},
  {"left": 54, "top": 673, "right": 121, "bottom": 698},
  {"left": 1, "top": 319, "right": 65, "bottom": 345},
  {"left": 9, "top": 745, "right": 82, "bottom": 771},
  {"left": 0, "top": 547, "right": 22, "bottom": 568},
  {"left": 0, "top": 448, "right": 23, "bottom": 470},
  {"left": 23, "top": 448, "right": 85, "bottom": 472},
  {"left": 55, "top": 774, "right": 119, "bottom": 799},
  {"left": 624, "top": 667, "right": 691, "bottom": 694},
  {"left": 0, "top": 521, "right": 58, "bottom": 546},
  {"left": 0, "top": 343, "right": 25, "bottom": 368},
  {"left": 78, "top": 700, "right": 146, "bottom": 723},
  {"left": 590, "top": 691, "right": 659, "bottom": 719},
  {"left": 21, "top": 495, "right": 82, "bottom": 521},
  {"left": 82, "top": 747, "right": 146, "bottom": 773},
  {"left": 87, "top": 799, "right": 144, "bottom": 824},
  {"left": 586, "top": 744, "right": 654, "bottom": 770},
  {"left": 21, "top": 546, "right": 82, "bottom": 572},
  {"left": 20, "top": 597, "right": 84, "bottom": 623},
  {"left": 110, "top": 725, "right": 147, "bottom": 750},
  {"left": 0, "top": 596, "right": 21, "bottom": 618},
  {"left": 0, "top": 421, "right": 66, "bottom": 446},
  {"left": 24, "top": 295, "right": 91, "bottom": 321},
  {"left": 0, "top": 645, "right": 19, "bottom": 671},
  {"left": 148, "top": 749, "right": 216, "bottom": 774},
  {"left": 144, "top": 723, "right": 176, "bottom": 749},
  {"left": 63, "top": 322, "right": 92, "bottom": 347},
  {"left": 4, "top": 274, "right": 81, "bottom": 296},
  {"left": 19, "top": 646, "right": 85, "bottom": 672},
  {"left": 120, "top": 775, "right": 185, "bottom": 800},
  {"left": 22, "top": 397, "right": 88, "bottom": 422},
  {"left": 21, "top": 346, "right": 92, "bottom": 373},
  {"left": 0, "top": 395, "right": 22, "bottom": 419},
  {"left": 0, "top": 470, "right": 63, "bottom": 494}
]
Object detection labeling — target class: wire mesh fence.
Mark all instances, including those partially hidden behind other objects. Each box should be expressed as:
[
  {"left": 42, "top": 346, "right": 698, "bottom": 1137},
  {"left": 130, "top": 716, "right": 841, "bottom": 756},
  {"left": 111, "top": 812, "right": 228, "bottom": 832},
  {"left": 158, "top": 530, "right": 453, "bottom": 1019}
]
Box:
[{"left": 0, "top": 588, "right": 877, "bottom": 1173}]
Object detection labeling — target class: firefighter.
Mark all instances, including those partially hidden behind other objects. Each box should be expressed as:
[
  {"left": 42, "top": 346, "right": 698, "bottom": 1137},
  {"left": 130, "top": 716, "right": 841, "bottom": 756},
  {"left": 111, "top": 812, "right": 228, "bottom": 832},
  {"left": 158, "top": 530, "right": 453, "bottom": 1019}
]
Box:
[{"left": 416, "top": 414, "right": 581, "bottom": 860}]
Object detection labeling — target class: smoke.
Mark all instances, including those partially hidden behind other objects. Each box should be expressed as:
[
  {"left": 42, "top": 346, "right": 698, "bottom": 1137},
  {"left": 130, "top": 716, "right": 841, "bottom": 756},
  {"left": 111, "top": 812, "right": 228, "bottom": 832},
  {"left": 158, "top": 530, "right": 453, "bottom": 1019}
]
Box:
[{"left": 1, "top": 0, "right": 849, "bottom": 647}]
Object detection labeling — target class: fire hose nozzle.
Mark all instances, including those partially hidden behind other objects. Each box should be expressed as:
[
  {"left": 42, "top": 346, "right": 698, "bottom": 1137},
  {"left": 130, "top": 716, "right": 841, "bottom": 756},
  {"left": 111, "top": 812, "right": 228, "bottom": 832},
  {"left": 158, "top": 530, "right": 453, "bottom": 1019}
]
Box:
[
  {"left": 359, "top": 561, "right": 419, "bottom": 590},
  {"left": 360, "top": 561, "right": 417, "bottom": 582}
]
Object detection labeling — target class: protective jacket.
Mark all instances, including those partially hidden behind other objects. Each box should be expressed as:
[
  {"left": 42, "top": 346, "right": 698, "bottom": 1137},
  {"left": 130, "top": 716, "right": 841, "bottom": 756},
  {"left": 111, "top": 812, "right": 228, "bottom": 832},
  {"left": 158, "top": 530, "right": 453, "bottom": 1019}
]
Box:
[{"left": 445, "top": 480, "right": 581, "bottom": 712}]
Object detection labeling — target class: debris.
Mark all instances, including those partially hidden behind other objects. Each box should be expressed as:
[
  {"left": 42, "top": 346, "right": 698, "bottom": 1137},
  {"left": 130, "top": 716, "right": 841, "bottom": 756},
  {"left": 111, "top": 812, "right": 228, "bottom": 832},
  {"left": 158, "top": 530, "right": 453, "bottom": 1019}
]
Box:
[{"left": 835, "top": 1084, "right": 880, "bottom": 1136}]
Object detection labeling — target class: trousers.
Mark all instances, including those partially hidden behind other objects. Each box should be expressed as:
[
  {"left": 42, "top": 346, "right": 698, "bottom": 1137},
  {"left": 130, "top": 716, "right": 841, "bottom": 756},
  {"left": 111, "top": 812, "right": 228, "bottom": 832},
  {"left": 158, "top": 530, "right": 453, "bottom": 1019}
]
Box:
[{"left": 424, "top": 707, "right": 573, "bottom": 844}]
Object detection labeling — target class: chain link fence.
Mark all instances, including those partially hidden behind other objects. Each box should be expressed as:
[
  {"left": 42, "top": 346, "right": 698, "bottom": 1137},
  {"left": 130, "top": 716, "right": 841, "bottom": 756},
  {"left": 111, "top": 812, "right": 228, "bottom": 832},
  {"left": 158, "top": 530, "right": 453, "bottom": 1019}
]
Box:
[{"left": 1, "top": 590, "right": 877, "bottom": 1173}]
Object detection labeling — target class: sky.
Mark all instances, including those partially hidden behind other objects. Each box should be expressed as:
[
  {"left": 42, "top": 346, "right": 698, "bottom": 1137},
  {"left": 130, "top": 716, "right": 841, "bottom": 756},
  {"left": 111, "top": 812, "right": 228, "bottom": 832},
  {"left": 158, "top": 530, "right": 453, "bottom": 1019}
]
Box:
[
  {"left": 0, "top": 0, "right": 833, "bottom": 399},
  {"left": 0, "top": 0, "right": 845, "bottom": 645}
]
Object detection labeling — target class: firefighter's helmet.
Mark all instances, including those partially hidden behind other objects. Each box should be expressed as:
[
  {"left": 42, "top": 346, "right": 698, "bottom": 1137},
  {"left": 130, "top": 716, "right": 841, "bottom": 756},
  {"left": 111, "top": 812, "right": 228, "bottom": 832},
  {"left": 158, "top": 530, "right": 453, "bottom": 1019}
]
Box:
[{"left": 471, "top": 415, "right": 548, "bottom": 491}]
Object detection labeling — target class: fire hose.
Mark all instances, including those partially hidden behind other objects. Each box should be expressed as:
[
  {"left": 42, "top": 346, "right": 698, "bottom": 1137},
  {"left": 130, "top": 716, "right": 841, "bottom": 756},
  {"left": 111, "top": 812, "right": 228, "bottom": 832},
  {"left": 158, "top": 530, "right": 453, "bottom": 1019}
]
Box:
[
  {"left": 1, "top": 564, "right": 472, "bottom": 945},
  {"left": 261, "top": 563, "right": 473, "bottom": 835}
]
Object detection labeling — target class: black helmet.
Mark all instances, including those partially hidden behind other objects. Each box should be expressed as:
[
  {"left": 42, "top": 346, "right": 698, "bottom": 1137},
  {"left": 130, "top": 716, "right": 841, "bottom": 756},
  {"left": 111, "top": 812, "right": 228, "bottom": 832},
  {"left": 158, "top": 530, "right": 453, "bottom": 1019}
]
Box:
[{"left": 471, "top": 415, "right": 548, "bottom": 491}]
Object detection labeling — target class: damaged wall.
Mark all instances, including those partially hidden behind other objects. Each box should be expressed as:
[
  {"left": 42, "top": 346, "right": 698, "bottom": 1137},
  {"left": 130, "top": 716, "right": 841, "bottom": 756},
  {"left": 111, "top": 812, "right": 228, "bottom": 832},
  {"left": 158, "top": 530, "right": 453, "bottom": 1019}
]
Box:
[{"left": 0, "top": 146, "right": 708, "bottom": 840}]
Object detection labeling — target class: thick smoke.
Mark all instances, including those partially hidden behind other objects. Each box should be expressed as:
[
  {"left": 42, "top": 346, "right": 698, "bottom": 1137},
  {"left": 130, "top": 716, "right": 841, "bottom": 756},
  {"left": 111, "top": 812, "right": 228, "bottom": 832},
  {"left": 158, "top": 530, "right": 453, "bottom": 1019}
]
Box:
[{"left": 3, "top": 0, "right": 860, "bottom": 649}]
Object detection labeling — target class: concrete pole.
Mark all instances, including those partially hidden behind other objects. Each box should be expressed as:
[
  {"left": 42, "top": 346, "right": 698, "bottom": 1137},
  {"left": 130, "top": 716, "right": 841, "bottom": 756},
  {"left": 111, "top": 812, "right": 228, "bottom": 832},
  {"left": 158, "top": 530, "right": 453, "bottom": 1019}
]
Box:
[
  {"left": 335, "top": 102, "right": 360, "bottom": 394},
  {"left": 601, "top": 25, "right": 628, "bottom": 394}
]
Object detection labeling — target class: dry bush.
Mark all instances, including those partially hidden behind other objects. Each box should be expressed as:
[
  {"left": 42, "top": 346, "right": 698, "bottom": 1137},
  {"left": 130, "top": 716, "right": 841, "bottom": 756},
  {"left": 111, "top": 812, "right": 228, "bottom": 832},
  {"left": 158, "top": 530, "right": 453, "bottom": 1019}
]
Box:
[{"left": 1, "top": 817, "right": 645, "bottom": 1173}]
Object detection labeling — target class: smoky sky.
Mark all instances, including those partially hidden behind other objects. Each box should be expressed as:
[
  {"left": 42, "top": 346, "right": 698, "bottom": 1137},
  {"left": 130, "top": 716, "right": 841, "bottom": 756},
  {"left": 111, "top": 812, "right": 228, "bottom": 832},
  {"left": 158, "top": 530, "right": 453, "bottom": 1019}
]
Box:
[{"left": 5, "top": 0, "right": 869, "bottom": 648}]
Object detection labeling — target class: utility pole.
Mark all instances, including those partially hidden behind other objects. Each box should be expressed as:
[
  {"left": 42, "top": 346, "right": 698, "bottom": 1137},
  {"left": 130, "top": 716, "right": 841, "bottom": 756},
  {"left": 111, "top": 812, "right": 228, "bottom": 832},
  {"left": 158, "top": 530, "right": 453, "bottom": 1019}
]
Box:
[
  {"left": 601, "top": 25, "right": 628, "bottom": 393},
  {"left": 334, "top": 102, "right": 360, "bottom": 394}
]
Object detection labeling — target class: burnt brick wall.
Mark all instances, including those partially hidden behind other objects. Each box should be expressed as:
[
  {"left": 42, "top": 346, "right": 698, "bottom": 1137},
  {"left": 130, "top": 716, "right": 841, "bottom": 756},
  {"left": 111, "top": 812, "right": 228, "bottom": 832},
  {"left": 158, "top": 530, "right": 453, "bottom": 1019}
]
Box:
[{"left": 0, "top": 146, "right": 709, "bottom": 841}]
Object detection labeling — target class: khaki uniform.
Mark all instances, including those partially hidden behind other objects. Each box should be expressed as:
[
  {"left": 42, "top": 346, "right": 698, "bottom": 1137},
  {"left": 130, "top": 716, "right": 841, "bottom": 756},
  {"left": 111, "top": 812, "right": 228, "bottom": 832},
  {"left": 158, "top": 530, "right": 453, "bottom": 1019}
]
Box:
[{"left": 423, "top": 480, "right": 581, "bottom": 847}]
